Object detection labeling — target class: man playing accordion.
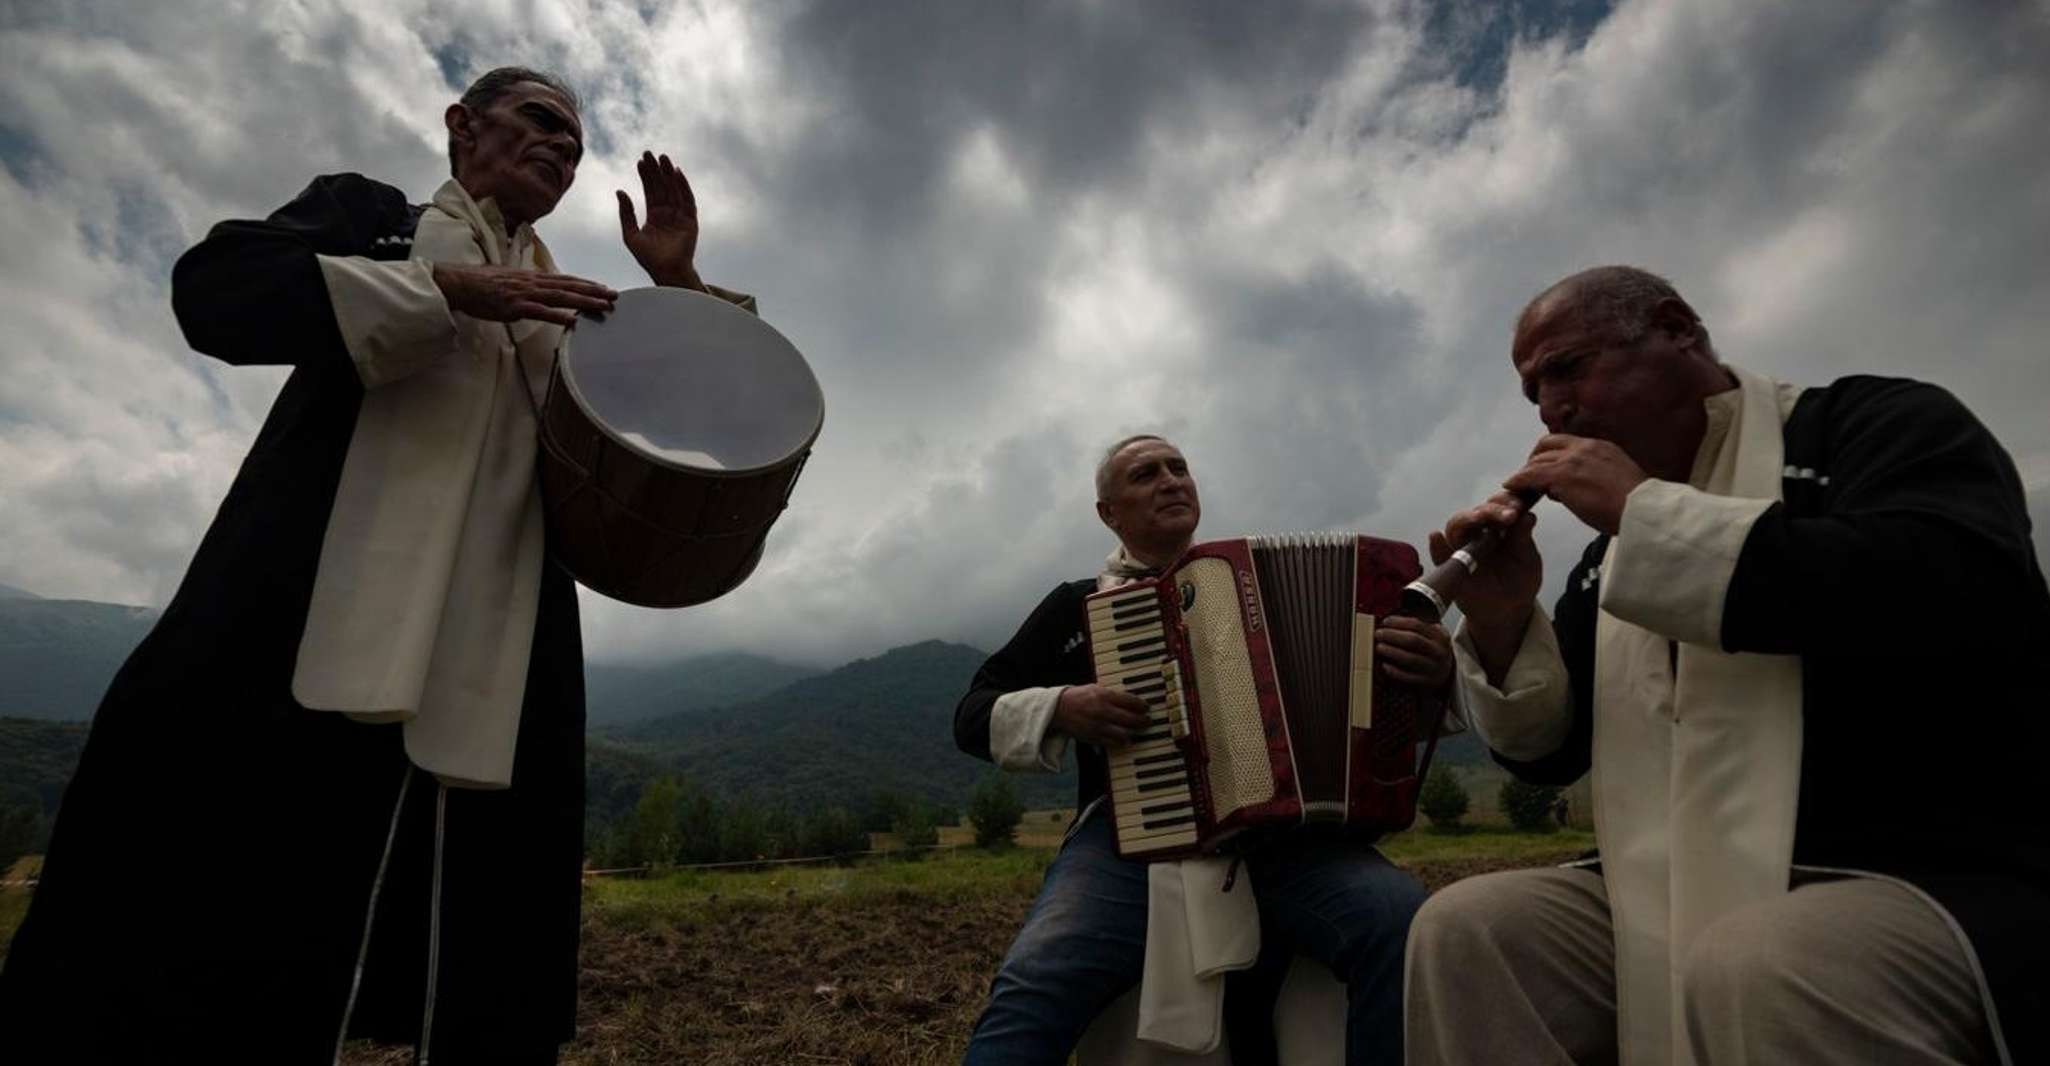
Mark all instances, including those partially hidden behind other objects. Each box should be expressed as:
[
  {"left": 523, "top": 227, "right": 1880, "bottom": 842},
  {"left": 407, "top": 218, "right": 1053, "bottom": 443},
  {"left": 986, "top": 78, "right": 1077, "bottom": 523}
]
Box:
[{"left": 955, "top": 434, "right": 1456, "bottom": 1065}]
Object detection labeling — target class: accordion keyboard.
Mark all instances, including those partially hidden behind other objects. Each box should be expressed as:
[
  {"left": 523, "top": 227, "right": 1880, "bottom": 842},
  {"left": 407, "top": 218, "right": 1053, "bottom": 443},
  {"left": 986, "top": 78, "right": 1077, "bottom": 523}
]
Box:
[{"left": 1087, "top": 585, "right": 1199, "bottom": 855}]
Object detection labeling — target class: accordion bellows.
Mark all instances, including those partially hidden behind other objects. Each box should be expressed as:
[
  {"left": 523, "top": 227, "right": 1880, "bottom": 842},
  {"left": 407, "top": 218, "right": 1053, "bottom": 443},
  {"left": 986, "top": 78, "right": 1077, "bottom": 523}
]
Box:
[{"left": 1086, "top": 534, "right": 1445, "bottom": 861}]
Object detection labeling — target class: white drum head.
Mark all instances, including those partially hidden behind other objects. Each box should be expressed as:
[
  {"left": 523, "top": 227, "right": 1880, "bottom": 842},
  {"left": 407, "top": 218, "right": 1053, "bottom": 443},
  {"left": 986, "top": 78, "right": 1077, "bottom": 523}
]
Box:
[{"left": 560, "top": 287, "right": 823, "bottom": 474}]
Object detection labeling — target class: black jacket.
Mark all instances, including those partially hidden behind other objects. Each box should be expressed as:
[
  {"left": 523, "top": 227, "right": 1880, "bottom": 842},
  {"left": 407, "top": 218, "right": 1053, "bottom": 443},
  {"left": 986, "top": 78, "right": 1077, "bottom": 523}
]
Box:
[{"left": 1496, "top": 376, "right": 2050, "bottom": 1064}]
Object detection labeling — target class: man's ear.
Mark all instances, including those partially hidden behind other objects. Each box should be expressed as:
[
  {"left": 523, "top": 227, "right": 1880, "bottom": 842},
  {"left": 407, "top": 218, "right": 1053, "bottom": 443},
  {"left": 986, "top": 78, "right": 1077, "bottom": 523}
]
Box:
[
  {"left": 1651, "top": 296, "right": 1704, "bottom": 348},
  {"left": 1095, "top": 499, "right": 1118, "bottom": 532},
  {"left": 445, "top": 103, "right": 475, "bottom": 167}
]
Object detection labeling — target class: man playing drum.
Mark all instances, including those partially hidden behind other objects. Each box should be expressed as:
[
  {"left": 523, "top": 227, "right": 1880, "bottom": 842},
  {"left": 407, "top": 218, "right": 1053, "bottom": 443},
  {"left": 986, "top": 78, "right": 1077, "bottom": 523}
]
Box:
[
  {"left": 0, "top": 67, "right": 755, "bottom": 1063},
  {"left": 955, "top": 434, "right": 1456, "bottom": 1065}
]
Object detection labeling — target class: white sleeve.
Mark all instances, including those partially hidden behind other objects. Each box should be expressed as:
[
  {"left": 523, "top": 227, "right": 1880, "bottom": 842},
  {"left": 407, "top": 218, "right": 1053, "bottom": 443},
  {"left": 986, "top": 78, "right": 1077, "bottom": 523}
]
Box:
[
  {"left": 989, "top": 686, "right": 1072, "bottom": 773},
  {"left": 1452, "top": 608, "right": 1574, "bottom": 762},
  {"left": 315, "top": 255, "right": 460, "bottom": 388},
  {"left": 1600, "top": 479, "right": 1774, "bottom": 647}
]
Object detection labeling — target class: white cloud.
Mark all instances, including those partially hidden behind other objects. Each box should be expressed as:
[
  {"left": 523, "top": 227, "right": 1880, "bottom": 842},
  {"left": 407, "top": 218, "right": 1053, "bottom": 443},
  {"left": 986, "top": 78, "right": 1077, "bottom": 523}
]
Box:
[{"left": 2, "top": 0, "right": 2045, "bottom": 663}]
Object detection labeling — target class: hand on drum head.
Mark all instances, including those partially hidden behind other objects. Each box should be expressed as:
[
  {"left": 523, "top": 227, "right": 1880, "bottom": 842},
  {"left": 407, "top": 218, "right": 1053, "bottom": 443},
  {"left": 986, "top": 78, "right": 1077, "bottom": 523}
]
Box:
[
  {"left": 432, "top": 263, "right": 617, "bottom": 327},
  {"left": 617, "top": 151, "right": 702, "bottom": 291},
  {"left": 1053, "top": 684, "right": 1155, "bottom": 749}
]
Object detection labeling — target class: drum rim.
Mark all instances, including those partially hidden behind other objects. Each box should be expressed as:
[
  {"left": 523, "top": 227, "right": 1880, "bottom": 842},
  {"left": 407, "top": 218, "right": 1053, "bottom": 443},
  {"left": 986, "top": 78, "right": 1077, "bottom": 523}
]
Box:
[{"left": 556, "top": 287, "right": 825, "bottom": 479}]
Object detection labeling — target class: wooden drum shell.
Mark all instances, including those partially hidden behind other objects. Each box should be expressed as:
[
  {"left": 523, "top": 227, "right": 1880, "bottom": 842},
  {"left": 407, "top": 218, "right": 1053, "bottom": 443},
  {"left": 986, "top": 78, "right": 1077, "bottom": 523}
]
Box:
[{"left": 533, "top": 289, "right": 819, "bottom": 609}]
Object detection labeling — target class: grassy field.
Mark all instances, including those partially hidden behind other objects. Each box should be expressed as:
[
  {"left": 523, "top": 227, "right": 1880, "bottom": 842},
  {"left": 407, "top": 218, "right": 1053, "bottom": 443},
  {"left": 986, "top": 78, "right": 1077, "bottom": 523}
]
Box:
[{"left": 1, "top": 823, "right": 1591, "bottom": 1065}]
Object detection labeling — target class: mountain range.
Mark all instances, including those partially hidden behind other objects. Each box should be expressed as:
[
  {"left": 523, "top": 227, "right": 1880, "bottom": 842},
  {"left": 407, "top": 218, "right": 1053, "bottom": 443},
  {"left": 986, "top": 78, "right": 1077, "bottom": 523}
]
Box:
[
  {"left": 0, "top": 588, "right": 159, "bottom": 722},
  {"left": 0, "top": 590, "right": 1481, "bottom": 821}
]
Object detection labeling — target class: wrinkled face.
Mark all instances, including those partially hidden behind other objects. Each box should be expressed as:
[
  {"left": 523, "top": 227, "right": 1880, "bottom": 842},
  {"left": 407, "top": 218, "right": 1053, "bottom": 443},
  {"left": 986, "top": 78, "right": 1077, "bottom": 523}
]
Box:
[
  {"left": 448, "top": 82, "right": 583, "bottom": 227},
  {"left": 1511, "top": 297, "right": 1714, "bottom": 478},
  {"left": 1097, "top": 439, "right": 1201, "bottom": 550}
]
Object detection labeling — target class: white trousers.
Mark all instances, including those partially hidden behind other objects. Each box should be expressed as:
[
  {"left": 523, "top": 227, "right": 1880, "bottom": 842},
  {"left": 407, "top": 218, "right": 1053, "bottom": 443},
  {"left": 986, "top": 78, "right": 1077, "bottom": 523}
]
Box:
[{"left": 1403, "top": 866, "right": 1995, "bottom": 1065}]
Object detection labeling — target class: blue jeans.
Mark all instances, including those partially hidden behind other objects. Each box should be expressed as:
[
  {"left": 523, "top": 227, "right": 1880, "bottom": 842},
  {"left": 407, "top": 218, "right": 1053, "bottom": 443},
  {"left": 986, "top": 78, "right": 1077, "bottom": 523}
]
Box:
[{"left": 963, "top": 805, "right": 1426, "bottom": 1065}]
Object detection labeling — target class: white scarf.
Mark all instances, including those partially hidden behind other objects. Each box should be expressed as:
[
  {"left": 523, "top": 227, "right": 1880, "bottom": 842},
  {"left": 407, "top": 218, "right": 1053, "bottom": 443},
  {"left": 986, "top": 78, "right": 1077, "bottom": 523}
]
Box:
[
  {"left": 291, "top": 179, "right": 556, "bottom": 790},
  {"left": 1592, "top": 365, "right": 1807, "bottom": 1066}
]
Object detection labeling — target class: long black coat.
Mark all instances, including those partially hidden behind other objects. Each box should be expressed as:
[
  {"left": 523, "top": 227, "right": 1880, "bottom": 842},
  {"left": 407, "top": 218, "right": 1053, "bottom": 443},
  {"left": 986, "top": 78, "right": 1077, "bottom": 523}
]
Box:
[{"left": 0, "top": 174, "right": 585, "bottom": 1063}]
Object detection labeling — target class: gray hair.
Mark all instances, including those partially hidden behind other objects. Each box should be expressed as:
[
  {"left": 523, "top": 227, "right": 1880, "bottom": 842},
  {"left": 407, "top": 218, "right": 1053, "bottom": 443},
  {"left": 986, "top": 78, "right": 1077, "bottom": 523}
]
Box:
[
  {"left": 447, "top": 66, "right": 582, "bottom": 169},
  {"left": 1095, "top": 433, "right": 1167, "bottom": 501},
  {"left": 1518, "top": 265, "right": 1712, "bottom": 353}
]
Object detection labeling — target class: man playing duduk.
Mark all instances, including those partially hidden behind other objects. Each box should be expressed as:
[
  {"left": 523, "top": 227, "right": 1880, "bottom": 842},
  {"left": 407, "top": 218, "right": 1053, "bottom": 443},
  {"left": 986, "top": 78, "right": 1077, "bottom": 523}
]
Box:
[
  {"left": 956, "top": 434, "right": 1457, "bottom": 1065},
  {"left": 1406, "top": 266, "right": 2049, "bottom": 1065},
  {"left": 0, "top": 67, "right": 757, "bottom": 1063}
]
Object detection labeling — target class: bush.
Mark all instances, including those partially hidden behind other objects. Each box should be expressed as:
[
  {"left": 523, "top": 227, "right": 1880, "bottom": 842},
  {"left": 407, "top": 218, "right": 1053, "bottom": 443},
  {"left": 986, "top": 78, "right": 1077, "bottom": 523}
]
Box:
[
  {"left": 719, "top": 802, "right": 770, "bottom": 861},
  {"left": 803, "top": 805, "right": 871, "bottom": 858},
  {"left": 1417, "top": 765, "right": 1471, "bottom": 834},
  {"left": 863, "top": 789, "right": 909, "bottom": 833},
  {"left": 968, "top": 775, "right": 1024, "bottom": 848},
  {"left": 893, "top": 803, "right": 940, "bottom": 850},
  {"left": 1499, "top": 777, "right": 1563, "bottom": 833},
  {"left": 623, "top": 777, "right": 683, "bottom": 868}
]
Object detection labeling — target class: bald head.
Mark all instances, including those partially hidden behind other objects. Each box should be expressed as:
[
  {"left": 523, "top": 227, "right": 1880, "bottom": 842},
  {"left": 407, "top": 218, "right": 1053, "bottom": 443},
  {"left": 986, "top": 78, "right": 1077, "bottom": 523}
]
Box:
[
  {"left": 1511, "top": 266, "right": 1735, "bottom": 482},
  {"left": 1516, "top": 265, "right": 1712, "bottom": 360}
]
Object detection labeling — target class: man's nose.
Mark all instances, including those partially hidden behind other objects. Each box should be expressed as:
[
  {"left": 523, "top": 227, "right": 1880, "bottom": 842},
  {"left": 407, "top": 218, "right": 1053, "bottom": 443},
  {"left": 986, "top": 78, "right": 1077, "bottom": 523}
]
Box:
[{"left": 1537, "top": 385, "right": 1575, "bottom": 433}]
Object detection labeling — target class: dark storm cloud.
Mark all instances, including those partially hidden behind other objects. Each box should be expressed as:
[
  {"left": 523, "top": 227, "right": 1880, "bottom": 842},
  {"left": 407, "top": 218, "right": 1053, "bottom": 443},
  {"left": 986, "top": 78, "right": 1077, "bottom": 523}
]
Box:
[{"left": 2, "top": 0, "right": 2045, "bottom": 668}]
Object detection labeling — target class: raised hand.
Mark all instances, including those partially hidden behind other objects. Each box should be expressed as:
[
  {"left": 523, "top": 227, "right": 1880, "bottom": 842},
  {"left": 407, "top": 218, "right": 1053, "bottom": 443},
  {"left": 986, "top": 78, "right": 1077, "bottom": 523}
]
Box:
[
  {"left": 1052, "top": 684, "right": 1155, "bottom": 749},
  {"left": 617, "top": 151, "right": 702, "bottom": 290},
  {"left": 431, "top": 263, "right": 615, "bottom": 327}
]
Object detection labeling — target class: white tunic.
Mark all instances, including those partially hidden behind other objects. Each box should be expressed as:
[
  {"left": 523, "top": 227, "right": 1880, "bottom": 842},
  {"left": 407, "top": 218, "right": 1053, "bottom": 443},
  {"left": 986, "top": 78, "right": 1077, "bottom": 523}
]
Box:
[
  {"left": 292, "top": 179, "right": 557, "bottom": 789},
  {"left": 1456, "top": 366, "right": 1808, "bottom": 1066}
]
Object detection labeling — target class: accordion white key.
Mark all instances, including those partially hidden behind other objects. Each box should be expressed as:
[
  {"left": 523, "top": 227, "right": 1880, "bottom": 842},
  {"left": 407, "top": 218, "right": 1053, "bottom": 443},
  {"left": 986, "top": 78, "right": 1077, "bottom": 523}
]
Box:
[{"left": 1086, "top": 534, "right": 1450, "bottom": 861}]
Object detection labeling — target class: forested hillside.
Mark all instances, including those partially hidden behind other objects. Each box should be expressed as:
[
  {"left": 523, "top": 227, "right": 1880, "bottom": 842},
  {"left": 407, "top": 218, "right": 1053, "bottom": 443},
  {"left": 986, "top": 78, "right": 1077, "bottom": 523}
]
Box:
[
  {"left": 0, "top": 593, "right": 157, "bottom": 721},
  {"left": 602, "top": 640, "right": 1078, "bottom": 814}
]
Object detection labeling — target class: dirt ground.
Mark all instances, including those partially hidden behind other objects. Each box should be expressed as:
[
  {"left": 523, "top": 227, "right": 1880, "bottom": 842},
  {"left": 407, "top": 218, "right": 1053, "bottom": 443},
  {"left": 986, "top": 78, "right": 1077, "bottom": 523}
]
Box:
[{"left": 342, "top": 851, "right": 1576, "bottom": 1066}]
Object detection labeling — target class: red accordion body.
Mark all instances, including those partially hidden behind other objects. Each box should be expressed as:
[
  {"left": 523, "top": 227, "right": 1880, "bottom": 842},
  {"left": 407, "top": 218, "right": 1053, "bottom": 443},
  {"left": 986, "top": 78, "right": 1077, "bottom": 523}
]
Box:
[{"left": 1086, "top": 534, "right": 1443, "bottom": 861}]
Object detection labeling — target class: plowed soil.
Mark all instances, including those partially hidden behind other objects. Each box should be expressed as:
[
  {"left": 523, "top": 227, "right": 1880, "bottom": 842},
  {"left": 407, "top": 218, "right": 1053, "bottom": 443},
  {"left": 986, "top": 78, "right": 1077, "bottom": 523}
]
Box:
[{"left": 342, "top": 850, "right": 1577, "bottom": 1066}]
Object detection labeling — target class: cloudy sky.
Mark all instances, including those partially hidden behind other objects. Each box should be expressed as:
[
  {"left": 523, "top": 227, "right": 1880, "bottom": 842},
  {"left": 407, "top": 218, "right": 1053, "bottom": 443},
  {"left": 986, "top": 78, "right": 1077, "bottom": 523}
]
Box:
[{"left": 2, "top": 0, "right": 2046, "bottom": 666}]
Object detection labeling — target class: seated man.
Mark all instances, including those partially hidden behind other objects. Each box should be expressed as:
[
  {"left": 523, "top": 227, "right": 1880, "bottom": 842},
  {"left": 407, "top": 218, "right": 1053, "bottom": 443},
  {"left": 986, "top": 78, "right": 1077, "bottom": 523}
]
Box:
[
  {"left": 955, "top": 434, "right": 1455, "bottom": 1065},
  {"left": 1407, "top": 266, "right": 2048, "bottom": 1065}
]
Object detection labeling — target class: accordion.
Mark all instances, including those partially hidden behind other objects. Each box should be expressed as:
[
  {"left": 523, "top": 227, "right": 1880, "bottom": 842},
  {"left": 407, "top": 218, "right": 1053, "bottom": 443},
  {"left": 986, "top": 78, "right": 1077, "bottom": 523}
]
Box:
[{"left": 1087, "top": 534, "right": 1448, "bottom": 861}]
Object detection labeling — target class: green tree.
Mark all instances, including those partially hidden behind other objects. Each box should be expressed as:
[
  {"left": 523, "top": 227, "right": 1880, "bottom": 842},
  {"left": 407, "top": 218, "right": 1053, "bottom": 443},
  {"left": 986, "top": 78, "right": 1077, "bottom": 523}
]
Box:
[
  {"left": 626, "top": 777, "right": 684, "bottom": 867},
  {"left": 863, "top": 788, "right": 909, "bottom": 833},
  {"left": 1499, "top": 777, "right": 1563, "bottom": 834},
  {"left": 719, "top": 802, "right": 770, "bottom": 862},
  {"left": 804, "top": 805, "right": 870, "bottom": 858},
  {"left": 893, "top": 802, "right": 940, "bottom": 851},
  {"left": 968, "top": 774, "right": 1024, "bottom": 848},
  {"left": 677, "top": 784, "right": 723, "bottom": 864},
  {"left": 1418, "top": 764, "right": 1471, "bottom": 834},
  {"left": 763, "top": 804, "right": 802, "bottom": 859}
]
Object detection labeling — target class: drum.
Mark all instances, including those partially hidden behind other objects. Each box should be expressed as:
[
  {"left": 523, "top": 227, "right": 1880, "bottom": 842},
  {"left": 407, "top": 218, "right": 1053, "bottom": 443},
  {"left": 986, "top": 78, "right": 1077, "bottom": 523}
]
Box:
[{"left": 535, "top": 286, "right": 823, "bottom": 608}]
